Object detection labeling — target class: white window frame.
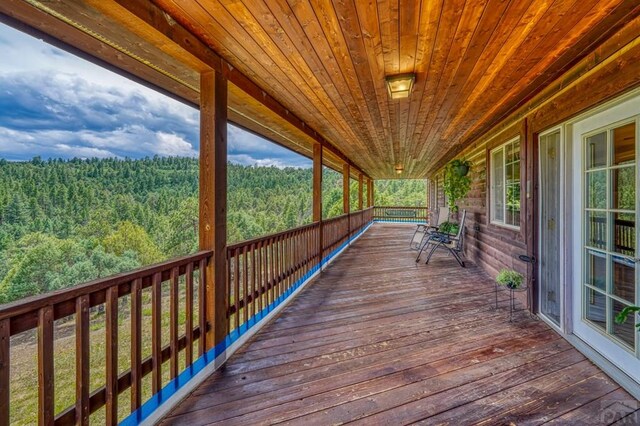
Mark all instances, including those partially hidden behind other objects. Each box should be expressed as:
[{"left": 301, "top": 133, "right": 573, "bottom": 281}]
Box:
[{"left": 490, "top": 137, "right": 521, "bottom": 230}]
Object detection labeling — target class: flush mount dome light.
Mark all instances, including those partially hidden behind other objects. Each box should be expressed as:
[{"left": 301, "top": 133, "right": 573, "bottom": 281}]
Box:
[
  {"left": 386, "top": 73, "right": 415, "bottom": 99},
  {"left": 395, "top": 165, "right": 404, "bottom": 174}
]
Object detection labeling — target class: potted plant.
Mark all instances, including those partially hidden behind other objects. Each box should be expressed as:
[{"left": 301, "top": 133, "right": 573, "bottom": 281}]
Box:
[
  {"left": 438, "top": 221, "right": 459, "bottom": 235},
  {"left": 443, "top": 159, "right": 472, "bottom": 212},
  {"left": 451, "top": 158, "right": 472, "bottom": 177},
  {"left": 496, "top": 269, "right": 524, "bottom": 289}
]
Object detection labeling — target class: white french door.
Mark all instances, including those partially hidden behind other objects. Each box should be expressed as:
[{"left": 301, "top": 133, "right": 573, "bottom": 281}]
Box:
[{"left": 571, "top": 94, "right": 640, "bottom": 384}]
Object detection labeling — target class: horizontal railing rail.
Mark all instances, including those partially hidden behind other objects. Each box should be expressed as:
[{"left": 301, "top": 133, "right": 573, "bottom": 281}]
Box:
[
  {"left": 373, "top": 206, "right": 429, "bottom": 223},
  {"left": 226, "top": 222, "right": 320, "bottom": 332},
  {"left": 0, "top": 207, "right": 377, "bottom": 425},
  {"left": 0, "top": 250, "right": 213, "bottom": 425}
]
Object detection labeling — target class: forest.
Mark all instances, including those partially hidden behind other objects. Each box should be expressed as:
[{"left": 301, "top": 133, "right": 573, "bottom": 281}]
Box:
[{"left": 0, "top": 156, "right": 427, "bottom": 304}]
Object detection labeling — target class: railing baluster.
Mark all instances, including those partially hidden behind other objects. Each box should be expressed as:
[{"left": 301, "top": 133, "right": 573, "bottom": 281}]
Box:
[
  {"left": 130, "top": 278, "right": 142, "bottom": 411},
  {"left": 75, "top": 296, "right": 90, "bottom": 426},
  {"left": 38, "top": 306, "right": 54, "bottom": 426},
  {"left": 257, "top": 241, "right": 263, "bottom": 314},
  {"left": 0, "top": 318, "right": 10, "bottom": 426},
  {"left": 151, "top": 272, "right": 162, "bottom": 393},
  {"left": 251, "top": 243, "right": 257, "bottom": 318},
  {"left": 234, "top": 248, "right": 240, "bottom": 331},
  {"left": 243, "top": 245, "right": 249, "bottom": 325},
  {"left": 185, "top": 262, "right": 194, "bottom": 366},
  {"left": 270, "top": 239, "right": 275, "bottom": 305},
  {"left": 170, "top": 267, "right": 179, "bottom": 379},
  {"left": 105, "top": 286, "right": 119, "bottom": 425},
  {"left": 198, "top": 258, "right": 206, "bottom": 356}
]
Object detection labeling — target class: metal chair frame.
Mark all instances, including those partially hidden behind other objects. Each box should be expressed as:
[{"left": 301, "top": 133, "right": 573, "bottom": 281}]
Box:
[
  {"left": 417, "top": 210, "right": 467, "bottom": 267},
  {"left": 410, "top": 206, "right": 449, "bottom": 251}
]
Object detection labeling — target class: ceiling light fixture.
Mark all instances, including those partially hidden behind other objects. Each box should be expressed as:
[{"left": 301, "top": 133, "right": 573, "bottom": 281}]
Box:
[
  {"left": 395, "top": 165, "right": 404, "bottom": 175},
  {"left": 386, "top": 73, "right": 415, "bottom": 99}
]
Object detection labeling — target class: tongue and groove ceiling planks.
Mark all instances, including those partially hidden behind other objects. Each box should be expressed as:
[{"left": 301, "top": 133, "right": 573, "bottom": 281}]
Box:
[{"left": 4, "top": 0, "right": 639, "bottom": 178}]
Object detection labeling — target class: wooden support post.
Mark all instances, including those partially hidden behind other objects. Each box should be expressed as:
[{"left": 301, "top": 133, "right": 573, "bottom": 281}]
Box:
[
  {"left": 342, "top": 163, "right": 350, "bottom": 215},
  {"left": 313, "top": 143, "right": 323, "bottom": 262},
  {"left": 370, "top": 179, "right": 375, "bottom": 207},
  {"left": 358, "top": 173, "right": 363, "bottom": 211},
  {"left": 199, "top": 70, "right": 228, "bottom": 350}
]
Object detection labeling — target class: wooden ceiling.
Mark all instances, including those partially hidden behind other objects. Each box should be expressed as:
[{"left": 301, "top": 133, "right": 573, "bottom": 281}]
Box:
[{"left": 4, "top": 0, "right": 640, "bottom": 178}]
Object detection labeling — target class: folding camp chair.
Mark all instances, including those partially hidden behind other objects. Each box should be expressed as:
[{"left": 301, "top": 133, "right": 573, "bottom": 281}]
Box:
[
  {"left": 419, "top": 209, "right": 467, "bottom": 267},
  {"left": 410, "top": 206, "right": 449, "bottom": 251}
]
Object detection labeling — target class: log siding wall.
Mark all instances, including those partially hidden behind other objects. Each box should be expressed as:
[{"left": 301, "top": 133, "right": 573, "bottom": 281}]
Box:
[{"left": 434, "top": 16, "right": 640, "bottom": 299}]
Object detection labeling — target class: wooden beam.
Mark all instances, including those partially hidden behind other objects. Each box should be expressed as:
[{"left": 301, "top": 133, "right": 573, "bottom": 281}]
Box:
[
  {"left": 358, "top": 173, "right": 364, "bottom": 211},
  {"left": 38, "top": 306, "right": 54, "bottom": 426},
  {"left": 313, "top": 143, "right": 323, "bottom": 265},
  {"left": 199, "top": 70, "right": 228, "bottom": 349},
  {"left": 343, "top": 163, "right": 350, "bottom": 215},
  {"left": 370, "top": 180, "right": 375, "bottom": 207},
  {"left": 313, "top": 143, "right": 323, "bottom": 222},
  {"left": 0, "top": 319, "right": 9, "bottom": 426},
  {"left": 0, "top": 1, "right": 199, "bottom": 107},
  {"left": 110, "top": 0, "right": 365, "bottom": 175}
]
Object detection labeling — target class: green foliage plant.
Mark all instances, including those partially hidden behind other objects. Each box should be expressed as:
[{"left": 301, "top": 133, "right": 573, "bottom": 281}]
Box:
[
  {"left": 615, "top": 305, "right": 640, "bottom": 330},
  {"left": 443, "top": 159, "right": 472, "bottom": 212},
  {"left": 496, "top": 269, "right": 524, "bottom": 289},
  {"left": 438, "top": 221, "right": 459, "bottom": 235}
]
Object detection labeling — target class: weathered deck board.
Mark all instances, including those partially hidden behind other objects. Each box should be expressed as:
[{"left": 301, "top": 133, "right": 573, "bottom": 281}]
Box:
[{"left": 161, "top": 224, "right": 636, "bottom": 425}]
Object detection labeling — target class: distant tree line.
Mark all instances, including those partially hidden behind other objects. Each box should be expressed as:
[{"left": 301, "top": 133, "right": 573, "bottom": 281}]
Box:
[{"left": 0, "top": 156, "right": 425, "bottom": 303}]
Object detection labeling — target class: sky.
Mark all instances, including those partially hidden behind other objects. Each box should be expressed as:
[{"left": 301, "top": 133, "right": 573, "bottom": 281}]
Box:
[{"left": 0, "top": 24, "right": 311, "bottom": 168}]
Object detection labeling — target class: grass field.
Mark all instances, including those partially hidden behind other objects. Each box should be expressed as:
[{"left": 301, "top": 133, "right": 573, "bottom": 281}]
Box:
[{"left": 9, "top": 280, "right": 201, "bottom": 425}]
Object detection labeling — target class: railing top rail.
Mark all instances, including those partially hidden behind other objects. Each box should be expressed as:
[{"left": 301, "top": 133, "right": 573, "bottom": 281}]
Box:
[
  {"left": 0, "top": 250, "right": 212, "bottom": 321},
  {"left": 323, "top": 213, "right": 350, "bottom": 223},
  {"left": 227, "top": 221, "right": 320, "bottom": 251},
  {"left": 374, "top": 206, "right": 428, "bottom": 208}
]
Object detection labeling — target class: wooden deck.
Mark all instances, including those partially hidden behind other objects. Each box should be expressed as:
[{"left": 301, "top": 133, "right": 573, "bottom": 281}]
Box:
[{"left": 162, "top": 224, "right": 639, "bottom": 425}]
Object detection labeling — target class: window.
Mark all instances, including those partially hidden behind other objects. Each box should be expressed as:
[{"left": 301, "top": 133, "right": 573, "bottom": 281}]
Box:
[{"left": 490, "top": 137, "right": 521, "bottom": 228}]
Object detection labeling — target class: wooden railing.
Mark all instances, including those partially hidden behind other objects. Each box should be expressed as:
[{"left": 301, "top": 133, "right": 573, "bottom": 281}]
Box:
[
  {"left": 589, "top": 216, "right": 635, "bottom": 255},
  {"left": 226, "top": 222, "right": 320, "bottom": 332},
  {"left": 227, "top": 207, "right": 375, "bottom": 332},
  {"left": 322, "top": 213, "right": 350, "bottom": 258},
  {"left": 373, "top": 206, "right": 429, "bottom": 223},
  {"left": 0, "top": 207, "right": 377, "bottom": 425},
  {"left": 0, "top": 251, "right": 212, "bottom": 425}
]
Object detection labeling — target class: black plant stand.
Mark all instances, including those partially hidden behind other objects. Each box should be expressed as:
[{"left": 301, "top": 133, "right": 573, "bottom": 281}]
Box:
[{"left": 494, "top": 282, "right": 530, "bottom": 322}]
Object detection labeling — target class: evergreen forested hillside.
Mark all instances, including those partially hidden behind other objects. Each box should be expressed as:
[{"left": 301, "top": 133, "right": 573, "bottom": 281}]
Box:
[{"left": 0, "top": 157, "right": 425, "bottom": 303}]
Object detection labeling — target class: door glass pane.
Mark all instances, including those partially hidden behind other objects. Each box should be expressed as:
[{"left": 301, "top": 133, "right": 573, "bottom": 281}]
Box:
[
  {"left": 586, "top": 171, "right": 606, "bottom": 209},
  {"left": 585, "top": 288, "right": 606, "bottom": 331},
  {"left": 613, "top": 122, "right": 635, "bottom": 166},
  {"left": 613, "top": 212, "right": 635, "bottom": 256},
  {"left": 586, "top": 211, "right": 606, "bottom": 249},
  {"left": 586, "top": 132, "right": 607, "bottom": 169},
  {"left": 612, "top": 255, "right": 636, "bottom": 303},
  {"left": 492, "top": 149, "right": 504, "bottom": 222},
  {"left": 583, "top": 120, "right": 639, "bottom": 357},
  {"left": 585, "top": 250, "right": 606, "bottom": 290},
  {"left": 612, "top": 166, "right": 635, "bottom": 210},
  {"left": 612, "top": 300, "right": 636, "bottom": 349}
]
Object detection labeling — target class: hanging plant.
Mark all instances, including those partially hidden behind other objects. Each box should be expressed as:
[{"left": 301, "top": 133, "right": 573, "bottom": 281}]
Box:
[
  {"left": 450, "top": 158, "right": 472, "bottom": 177},
  {"left": 443, "top": 159, "right": 472, "bottom": 212}
]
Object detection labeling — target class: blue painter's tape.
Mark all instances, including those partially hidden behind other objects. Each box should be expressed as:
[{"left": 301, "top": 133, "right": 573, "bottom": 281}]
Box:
[
  {"left": 120, "top": 222, "right": 373, "bottom": 425},
  {"left": 374, "top": 219, "right": 427, "bottom": 224}
]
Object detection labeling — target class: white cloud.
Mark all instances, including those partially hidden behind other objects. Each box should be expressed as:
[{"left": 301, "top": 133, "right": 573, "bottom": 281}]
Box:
[
  {"left": 0, "top": 23, "right": 308, "bottom": 167},
  {"left": 153, "top": 132, "right": 197, "bottom": 157}
]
